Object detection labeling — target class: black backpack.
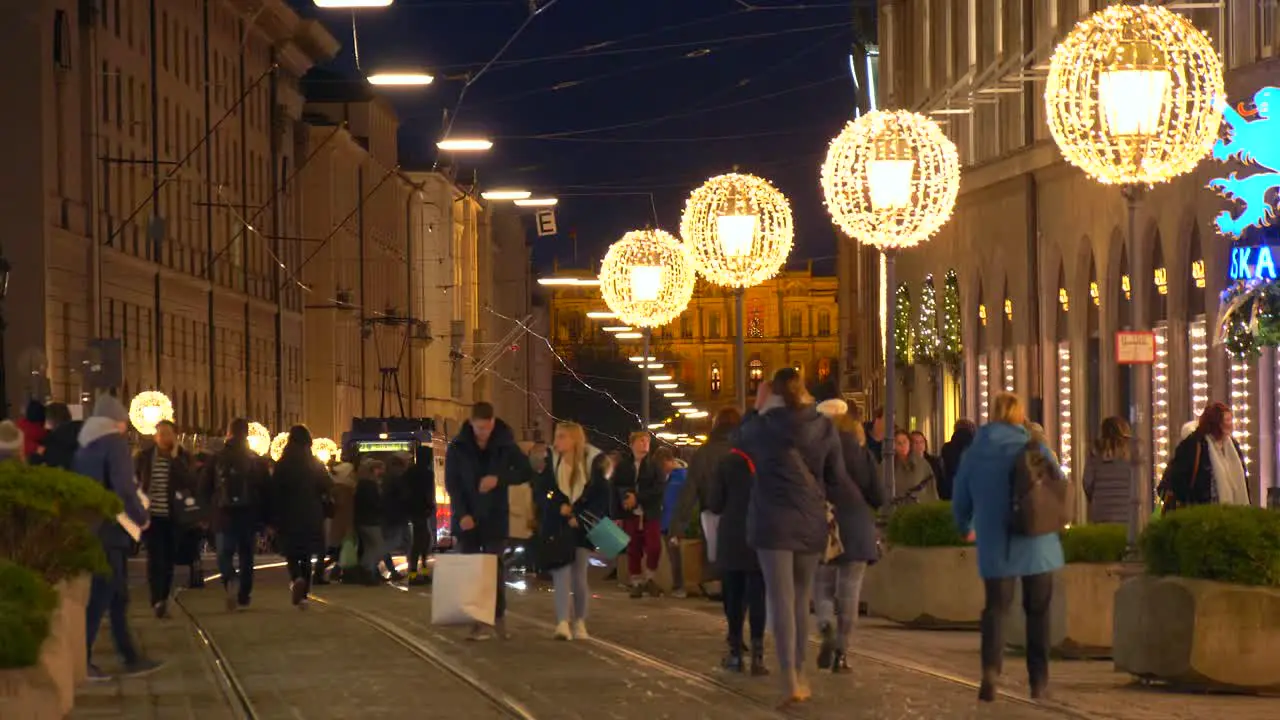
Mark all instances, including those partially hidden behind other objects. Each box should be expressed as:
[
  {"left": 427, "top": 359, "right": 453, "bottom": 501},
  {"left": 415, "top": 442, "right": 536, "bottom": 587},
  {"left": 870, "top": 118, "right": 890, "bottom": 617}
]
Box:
[
  {"left": 1008, "top": 440, "right": 1072, "bottom": 536},
  {"left": 214, "top": 453, "right": 255, "bottom": 509}
]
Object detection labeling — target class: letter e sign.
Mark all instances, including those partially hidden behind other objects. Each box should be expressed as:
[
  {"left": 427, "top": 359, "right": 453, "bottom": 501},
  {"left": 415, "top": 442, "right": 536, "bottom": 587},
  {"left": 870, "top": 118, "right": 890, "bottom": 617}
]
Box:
[{"left": 536, "top": 210, "right": 558, "bottom": 237}]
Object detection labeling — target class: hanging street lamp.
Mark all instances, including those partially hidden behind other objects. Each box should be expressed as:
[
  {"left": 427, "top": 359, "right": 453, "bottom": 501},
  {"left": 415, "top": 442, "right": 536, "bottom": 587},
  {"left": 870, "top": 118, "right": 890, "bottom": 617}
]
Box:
[
  {"left": 1045, "top": 3, "right": 1224, "bottom": 553},
  {"left": 822, "top": 109, "right": 960, "bottom": 499},
  {"left": 681, "top": 173, "right": 794, "bottom": 411}
]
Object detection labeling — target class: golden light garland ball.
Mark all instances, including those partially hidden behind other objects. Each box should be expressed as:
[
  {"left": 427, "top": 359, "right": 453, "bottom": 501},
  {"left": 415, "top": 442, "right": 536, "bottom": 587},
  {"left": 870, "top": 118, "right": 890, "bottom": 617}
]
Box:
[
  {"left": 269, "top": 432, "right": 289, "bottom": 462},
  {"left": 679, "top": 173, "right": 794, "bottom": 288},
  {"left": 128, "top": 391, "right": 175, "bottom": 436},
  {"left": 598, "top": 229, "right": 696, "bottom": 329},
  {"left": 247, "top": 422, "right": 272, "bottom": 457},
  {"left": 820, "top": 109, "right": 960, "bottom": 250},
  {"left": 1044, "top": 3, "right": 1224, "bottom": 186},
  {"left": 312, "top": 437, "right": 340, "bottom": 465}
]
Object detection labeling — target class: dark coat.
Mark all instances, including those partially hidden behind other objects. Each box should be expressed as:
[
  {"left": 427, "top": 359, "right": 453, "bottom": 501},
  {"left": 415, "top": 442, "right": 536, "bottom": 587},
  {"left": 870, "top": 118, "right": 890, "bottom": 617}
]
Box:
[
  {"left": 135, "top": 445, "right": 196, "bottom": 519},
  {"left": 923, "top": 452, "right": 946, "bottom": 498},
  {"left": 676, "top": 426, "right": 734, "bottom": 538},
  {"left": 1159, "top": 431, "right": 1249, "bottom": 508},
  {"left": 613, "top": 450, "right": 665, "bottom": 520},
  {"left": 72, "top": 418, "right": 148, "bottom": 550},
  {"left": 534, "top": 448, "right": 611, "bottom": 556},
  {"left": 381, "top": 468, "right": 412, "bottom": 527},
  {"left": 198, "top": 439, "right": 270, "bottom": 532},
  {"left": 940, "top": 426, "right": 975, "bottom": 501},
  {"left": 444, "top": 418, "right": 532, "bottom": 542},
  {"left": 738, "top": 405, "right": 861, "bottom": 554},
  {"left": 832, "top": 430, "right": 884, "bottom": 564},
  {"left": 37, "top": 421, "right": 81, "bottom": 470},
  {"left": 1083, "top": 453, "right": 1132, "bottom": 524},
  {"left": 269, "top": 449, "right": 332, "bottom": 556},
  {"left": 706, "top": 448, "right": 759, "bottom": 573},
  {"left": 404, "top": 462, "right": 436, "bottom": 519},
  {"left": 353, "top": 477, "right": 382, "bottom": 528}
]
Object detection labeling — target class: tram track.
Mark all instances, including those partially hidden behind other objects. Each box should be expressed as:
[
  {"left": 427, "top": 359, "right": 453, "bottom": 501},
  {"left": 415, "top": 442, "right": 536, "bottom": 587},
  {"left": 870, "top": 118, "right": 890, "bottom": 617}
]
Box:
[{"left": 171, "top": 590, "right": 260, "bottom": 720}]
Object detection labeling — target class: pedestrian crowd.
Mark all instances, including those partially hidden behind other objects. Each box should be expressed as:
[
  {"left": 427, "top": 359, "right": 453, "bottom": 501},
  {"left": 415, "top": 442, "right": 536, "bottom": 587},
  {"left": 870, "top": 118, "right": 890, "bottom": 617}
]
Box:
[{"left": 0, "top": 378, "right": 1248, "bottom": 707}]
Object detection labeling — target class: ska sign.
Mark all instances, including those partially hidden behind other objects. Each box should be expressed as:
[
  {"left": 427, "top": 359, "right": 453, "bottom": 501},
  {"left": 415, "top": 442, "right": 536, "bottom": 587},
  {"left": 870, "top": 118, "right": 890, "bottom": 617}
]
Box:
[{"left": 1208, "top": 86, "right": 1280, "bottom": 238}]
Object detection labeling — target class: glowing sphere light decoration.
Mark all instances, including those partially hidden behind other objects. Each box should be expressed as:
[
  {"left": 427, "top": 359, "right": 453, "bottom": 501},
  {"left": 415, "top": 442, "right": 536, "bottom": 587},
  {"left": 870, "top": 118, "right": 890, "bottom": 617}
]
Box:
[
  {"left": 598, "top": 229, "right": 696, "bottom": 329},
  {"left": 312, "top": 437, "right": 341, "bottom": 465},
  {"left": 128, "top": 391, "right": 175, "bottom": 436},
  {"left": 821, "top": 110, "right": 960, "bottom": 250},
  {"left": 269, "top": 432, "right": 290, "bottom": 462},
  {"left": 247, "top": 422, "right": 272, "bottom": 457},
  {"left": 1044, "top": 3, "right": 1224, "bottom": 186},
  {"left": 680, "top": 173, "right": 794, "bottom": 288}
]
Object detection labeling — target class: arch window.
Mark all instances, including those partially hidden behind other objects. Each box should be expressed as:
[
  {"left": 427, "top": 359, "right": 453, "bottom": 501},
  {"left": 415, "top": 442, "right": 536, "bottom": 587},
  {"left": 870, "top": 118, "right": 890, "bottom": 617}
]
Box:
[
  {"left": 54, "top": 11, "right": 72, "bottom": 69},
  {"left": 748, "top": 359, "right": 765, "bottom": 394},
  {"left": 710, "top": 363, "right": 722, "bottom": 395}
]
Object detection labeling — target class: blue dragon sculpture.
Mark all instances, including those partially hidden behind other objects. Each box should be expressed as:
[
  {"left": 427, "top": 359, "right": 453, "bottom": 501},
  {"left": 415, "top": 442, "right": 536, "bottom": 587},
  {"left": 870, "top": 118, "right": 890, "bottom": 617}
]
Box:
[{"left": 1209, "top": 87, "right": 1280, "bottom": 237}]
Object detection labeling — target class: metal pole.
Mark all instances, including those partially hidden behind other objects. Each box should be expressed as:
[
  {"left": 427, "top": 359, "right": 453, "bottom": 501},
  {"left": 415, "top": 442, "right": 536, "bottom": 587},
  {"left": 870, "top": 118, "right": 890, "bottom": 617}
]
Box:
[
  {"left": 1257, "top": 346, "right": 1275, "bottom": 508},
  {"left": 641, "top": 328, "right": 651, "bottom": 427},
  {"left": 735, "top": 288, "right": 746, "bottom": 412},
  {"left": 1123, "top": 185, "right": 1152, "bottom": 556},
  {"left": 884, "top": 250, "right": 897, "bottom": 498}
]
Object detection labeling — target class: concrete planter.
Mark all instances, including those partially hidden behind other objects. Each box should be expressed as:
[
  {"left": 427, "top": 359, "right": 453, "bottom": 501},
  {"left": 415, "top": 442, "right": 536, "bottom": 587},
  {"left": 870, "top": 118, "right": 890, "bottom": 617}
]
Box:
[
  {"left": 1114, "top": 575, "right": 1280, "bottom": 693},
  {"left": 862, "top": 546, "right": 984, "bottom": 627},
  {"left": 0, "top": 575, "right": 90, "bottom": 719},
  {"left": 1004, "top": 563, "right": 1124, "bottom": 659}
]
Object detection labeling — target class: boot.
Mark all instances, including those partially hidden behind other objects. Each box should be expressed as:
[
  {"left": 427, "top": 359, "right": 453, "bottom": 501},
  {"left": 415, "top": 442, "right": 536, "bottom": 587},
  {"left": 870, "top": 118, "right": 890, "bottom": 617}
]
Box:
[
  {"left": 978, "top": 668, "right": 998, "bottom": 702},
  {"left": 831, "top": 650, "right": 851, "bottom": 674},
  {"left": 722, "top": 638, "right": 744, "bottom": 673},
  {"left": 749, "top": 644, "right": 769, "bottom": 677},
  {"left": 816, "top": 622, "right": 835, "bottom": 670}
]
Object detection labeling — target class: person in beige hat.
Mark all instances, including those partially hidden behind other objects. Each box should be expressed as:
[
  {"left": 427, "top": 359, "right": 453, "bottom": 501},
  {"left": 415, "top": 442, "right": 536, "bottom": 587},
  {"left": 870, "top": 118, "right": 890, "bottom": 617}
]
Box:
[{"left": 0, "top": 420, "right": 25, "bottom": 463}]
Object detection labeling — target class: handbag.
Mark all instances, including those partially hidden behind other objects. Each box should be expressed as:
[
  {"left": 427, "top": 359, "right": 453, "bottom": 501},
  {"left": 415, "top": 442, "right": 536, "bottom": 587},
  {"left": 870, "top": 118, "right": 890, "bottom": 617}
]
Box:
[
  {"left": 172, "top": 487, "right": 204, "bottom": 527},
  {"left": 535, "top": 521, "right": 579, "bottom": 570},
  {"left": 788, "top": 449, "right": 844, "bottom": 563},
  {"left": 583, "top": 511, "right": 630, "bottom": 558}
]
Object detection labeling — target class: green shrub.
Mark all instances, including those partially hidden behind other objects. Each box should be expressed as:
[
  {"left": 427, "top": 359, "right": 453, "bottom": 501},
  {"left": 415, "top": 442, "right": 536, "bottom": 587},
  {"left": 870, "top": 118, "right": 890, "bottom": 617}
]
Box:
[
  {"left": 0, "top": 463, "right": 121, "bottom": 583},
  {"left": 0, "top": 560, "right": 59, "bottom": 669},
  {"left": 1061, "top": 523, "right": 1128, "bottom": 563},
  {"left": 886, "top": 501, "right": 969, "bottom": 547},
  {"left": 1141, "top": 504, "right": 1280, "bottom": 587}
]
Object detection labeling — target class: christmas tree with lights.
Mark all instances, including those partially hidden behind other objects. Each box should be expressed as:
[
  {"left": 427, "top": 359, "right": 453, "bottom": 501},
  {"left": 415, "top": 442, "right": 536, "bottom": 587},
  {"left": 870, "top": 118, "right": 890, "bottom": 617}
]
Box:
[
  {"left": 914, "top": 275, "right": 939, "bottom": 365},
  {"left": 942, "top": 269, "right": 963, "bottom": 369},
  {"left": 894, "top": 282, "right": 914, "bottom": 367}
]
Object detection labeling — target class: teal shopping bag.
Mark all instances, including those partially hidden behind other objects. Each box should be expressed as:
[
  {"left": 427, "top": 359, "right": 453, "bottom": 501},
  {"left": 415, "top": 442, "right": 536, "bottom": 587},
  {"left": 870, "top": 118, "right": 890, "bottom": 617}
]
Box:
[{"left": 584, "top": 513, "right": 630, "bottom": 558}]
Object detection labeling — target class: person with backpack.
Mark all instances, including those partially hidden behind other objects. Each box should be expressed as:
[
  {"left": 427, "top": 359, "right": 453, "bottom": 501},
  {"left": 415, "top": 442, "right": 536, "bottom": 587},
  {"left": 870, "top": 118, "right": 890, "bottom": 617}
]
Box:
[
  {"left": 201, "top": 418, "right": 270, "bottom": 612},
  {"left": 952, "top": 392, "right": 1065, "bottom": 703}
]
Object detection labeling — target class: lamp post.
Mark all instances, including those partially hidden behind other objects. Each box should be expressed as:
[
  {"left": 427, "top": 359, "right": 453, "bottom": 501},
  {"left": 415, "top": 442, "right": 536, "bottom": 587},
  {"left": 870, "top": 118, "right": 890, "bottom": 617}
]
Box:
[
  {"left": 822, "top": 110, "right": 961, "bottom": 498},
  {"left": 681, "top": 173, "right": 794, "bottom": 412},
  {"left": 1045, "top": 4, "right": 1224, "bottom": 553},
  {"left": 598, "top": 229, "right": 696, "bottom": 428},
  {"left": 0, "top": 251, "right": 8, "bottom": 420}
]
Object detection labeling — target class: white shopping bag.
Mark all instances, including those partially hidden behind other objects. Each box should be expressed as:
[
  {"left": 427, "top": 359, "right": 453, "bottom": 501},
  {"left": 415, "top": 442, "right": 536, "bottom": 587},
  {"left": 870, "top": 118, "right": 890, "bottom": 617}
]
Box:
[
  {"left": 430, "top": 553, "right": 498, "bottom": 627},
  {"left": 700, "top": 511, "right": 720, "bottom": 564},
  {"left": 118, "top": 490, "right": 151, "bottom": 542}
]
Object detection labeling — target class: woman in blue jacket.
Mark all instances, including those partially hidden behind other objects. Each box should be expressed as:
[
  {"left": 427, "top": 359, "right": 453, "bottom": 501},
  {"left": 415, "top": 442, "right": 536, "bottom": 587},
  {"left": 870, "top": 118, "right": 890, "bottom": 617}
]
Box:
[
  {"left": 534, "top": 421, "right": 611, "bottom": 641},
  {"left": 739, "top": 369, "right": 860, "bottom": 708},
  {"left": 952, "top": 392, "right": 1064, "bottom": 703}
]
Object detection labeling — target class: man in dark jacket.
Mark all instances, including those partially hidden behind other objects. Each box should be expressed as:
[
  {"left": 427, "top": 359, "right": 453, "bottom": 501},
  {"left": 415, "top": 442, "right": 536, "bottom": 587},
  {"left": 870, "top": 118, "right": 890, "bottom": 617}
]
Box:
[
  {"left": 37, "top": 402, "right": 81, "bottom": 470},
  {"left": 444, "top": 401, "right": 532, "bottom": 640},
  {"left": 73, "top": 394, "right": 164, "bottom": 679},
  {"left": 939, "top": 420, "right": 977, "bottom": 502},
  {"left": 201, "top": 418, "right": 270, "bottom": 611},
  {"left": 405, "top": 448, "right": 437, "bottom": 586},
  {"left": 614, "top": 430, "right": 666, "bottom": 597},
  {"left": 135, "top": 420, "right": 195, "bottom": 618}
]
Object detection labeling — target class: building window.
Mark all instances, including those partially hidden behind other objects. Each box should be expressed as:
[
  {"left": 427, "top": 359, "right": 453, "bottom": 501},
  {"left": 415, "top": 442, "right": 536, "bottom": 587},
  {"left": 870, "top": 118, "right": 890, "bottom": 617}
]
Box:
[
  {"left": 709, "top": 312, "right": 722, "bottom": 339},
  {"left": 748, "top": 302, "right": 764, "bottom": 338},
  {"left": 789, "top": 310, "right": 803, "bottom": 337},
  {"left": 749, "top": 359, "right": 764, "bottom": 394},
  {"left": 817, "top": 311, "right": 831, "bottom": 337},
  {"left": 710, "top": 363, "right": 721, "bottom": 395},
  {"left": 53, "top": 11, "right": 72, "bottom": 69},
  {"left": 681, "top": 314, "right": 692, "bottom": 339}
]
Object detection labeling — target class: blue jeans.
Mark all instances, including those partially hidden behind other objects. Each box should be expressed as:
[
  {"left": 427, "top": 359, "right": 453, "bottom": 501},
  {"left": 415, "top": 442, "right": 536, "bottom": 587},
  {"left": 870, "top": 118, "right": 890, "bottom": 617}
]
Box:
[
  {"left": 85, "top": 547, "right": 140, "bottom": 665},
  {"left": 551, "top": 547, "right": 591, "bottom": 624},
  {"left": 216, "top": 512, "right": 256, "bottom": 604}
]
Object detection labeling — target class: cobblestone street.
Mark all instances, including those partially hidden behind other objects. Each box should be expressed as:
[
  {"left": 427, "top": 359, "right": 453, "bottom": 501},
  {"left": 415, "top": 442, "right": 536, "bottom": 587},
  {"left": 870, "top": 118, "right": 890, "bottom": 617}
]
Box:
[{"left": 65, "top": 561, "right": 1280, "bottom": 719}]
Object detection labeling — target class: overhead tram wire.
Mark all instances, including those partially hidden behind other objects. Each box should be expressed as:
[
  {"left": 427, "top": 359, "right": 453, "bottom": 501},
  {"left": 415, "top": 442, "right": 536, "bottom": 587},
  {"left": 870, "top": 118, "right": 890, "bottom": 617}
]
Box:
[{"left": 501, "top": 125, "right": 832, "bottom": 144}]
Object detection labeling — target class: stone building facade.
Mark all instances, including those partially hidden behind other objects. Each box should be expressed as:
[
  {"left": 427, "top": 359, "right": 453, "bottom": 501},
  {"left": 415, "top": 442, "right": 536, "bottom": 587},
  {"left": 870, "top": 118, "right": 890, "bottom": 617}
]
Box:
[{"left": 851, "top": 0, "right": 1280, "bottom": 501}]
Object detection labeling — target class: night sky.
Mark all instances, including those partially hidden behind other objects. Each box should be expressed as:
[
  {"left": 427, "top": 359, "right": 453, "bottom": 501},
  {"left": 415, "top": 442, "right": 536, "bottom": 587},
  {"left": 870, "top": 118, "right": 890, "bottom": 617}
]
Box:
[{"left": 286, "top": 0, "right": 873, "bottom": 273}]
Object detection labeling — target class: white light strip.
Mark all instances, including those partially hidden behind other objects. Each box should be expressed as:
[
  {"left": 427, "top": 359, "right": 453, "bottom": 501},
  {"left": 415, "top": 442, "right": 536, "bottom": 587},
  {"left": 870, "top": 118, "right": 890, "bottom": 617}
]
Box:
[
  {"left": 979, "top": 354, "right": 991, "bottom": 423},
  {"left": 588, "top": 311, "right": 618, "bottom": 319},
  {"left": 1190, "top": 317, "right": 1209, "bottom": 417},
  {"left": 1231, "top": 358, "right": 1251, "bottom": 472},
  {"left": 1058, "top": 341, "right": 1073, "bottom": 480},
  {"left": 1153, "top": 324, "right": 1170, "bottom": 482},
  {"left": 1003, "top": 353, "right": 1015, "bottom": 394}
]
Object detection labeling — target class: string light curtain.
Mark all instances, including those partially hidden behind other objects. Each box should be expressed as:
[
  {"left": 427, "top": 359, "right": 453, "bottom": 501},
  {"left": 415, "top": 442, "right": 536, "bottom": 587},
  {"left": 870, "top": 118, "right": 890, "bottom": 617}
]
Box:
[
  {"left": 820, "top": 110, "right": 960, "bottom": 250},
  {"left": 129, "top": 391, "right": 175, "bottom": 436},
  {"left": 1044, "top": 4, "right": 1225, "bottom": 186},
  {"left": 598, "top": 229, "right": 696, "bottom": 329},
  {"left": 914, "top": 275, "right": 939, "bottom": 364},
  {"left": 680, "top": 173, "right": 794, "bottom": 288},
  {"left": 894, "top": 283, "right": 914, "bottom": 367},
  {"left": 941, "top": 269, "right": 963, "bottom": 369}
]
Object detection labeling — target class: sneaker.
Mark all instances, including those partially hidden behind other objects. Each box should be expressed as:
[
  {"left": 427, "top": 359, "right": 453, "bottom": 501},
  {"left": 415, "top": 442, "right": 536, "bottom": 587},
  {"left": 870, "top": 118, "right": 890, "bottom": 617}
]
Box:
[
  {"left": 467, "top": 624, "right": 493, "bottom": 642},
  {"left": 87, "top": 664, "right": 112, "bottom": 682},
  {"left": 408, "top": 574, "right": 430, "bottom": 587},
  {"left": 153, "top": 601, "right": 169, "bottom": 619},
  {"left": 290, "top": 580, "right": 307, "bottom": 606},
  {"left": 816, "top": 622, "right": 835, "bottom": 670},
  {"left": 671, "top": 588, "right": 688, "bottom": 599},
  {"left": 554, "top": 621, "right": 572, "bottom": 641},
  {"left": 629, "top": 582, "right": 644, "bottom": 599},
  {"left": 120, "top": 658, "right": 167, "bottom": 678},
  {"left": 494, "top": 618, "right": 511, "bottom": 640},
  {"left": 571, "top": 619, "right": 590, "bottom": 640},
  {"left": 644, "top": 579, "right": 663, "bottom": 598}
]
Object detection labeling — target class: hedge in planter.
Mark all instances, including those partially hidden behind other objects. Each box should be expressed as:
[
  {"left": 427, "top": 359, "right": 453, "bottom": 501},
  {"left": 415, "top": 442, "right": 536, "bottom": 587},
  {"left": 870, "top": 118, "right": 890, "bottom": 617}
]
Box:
[
  {"left": 1115, "top": 505, "right": 1280, "bottom": 692},
  {"left": 0, "top": 463, "right": 121, "bottom": 583},
  {"left": 1005, "top": 524, "right": 1128, "bottom": 659},
  {"left": 0, "top": 561, "right": 58, "bottom": 670},
  {"left": 864, "top": 502, "right": 983, "bottom": 626}
]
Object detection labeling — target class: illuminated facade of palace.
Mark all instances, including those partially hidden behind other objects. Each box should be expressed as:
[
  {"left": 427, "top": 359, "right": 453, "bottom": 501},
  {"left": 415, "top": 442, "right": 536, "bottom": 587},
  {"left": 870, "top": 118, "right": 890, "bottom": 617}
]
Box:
[{"left": 547, "top": 264, "right": 840, "bottom": 419}]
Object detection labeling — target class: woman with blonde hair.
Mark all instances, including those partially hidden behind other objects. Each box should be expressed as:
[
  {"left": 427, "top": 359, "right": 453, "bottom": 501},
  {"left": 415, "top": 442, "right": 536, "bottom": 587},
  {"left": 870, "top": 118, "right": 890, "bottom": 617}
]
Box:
[
  {"left": 534, "top": 421, "right": 610, "bottom": 640},
  {"left": 952, "top": 392, "right": 1063, "bottom": 702},
  {"left": 1083, "top": 416, "right": 1133, "bottom": 524}
]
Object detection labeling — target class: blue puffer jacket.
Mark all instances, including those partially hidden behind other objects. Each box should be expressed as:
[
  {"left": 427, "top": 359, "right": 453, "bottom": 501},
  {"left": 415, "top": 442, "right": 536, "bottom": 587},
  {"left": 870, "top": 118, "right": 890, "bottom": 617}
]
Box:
[
  {"left": 72, "top": 418, "right": 149, "bottom": 550},
  {"left": 738, "top": 405, "right": 860, "bottom": 554},
  {"left": 660, "top": 466, "right": 687, "bottom": 534},
  {"left": 952, "top": 422, "right": 1065, "bottom": 579}
]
